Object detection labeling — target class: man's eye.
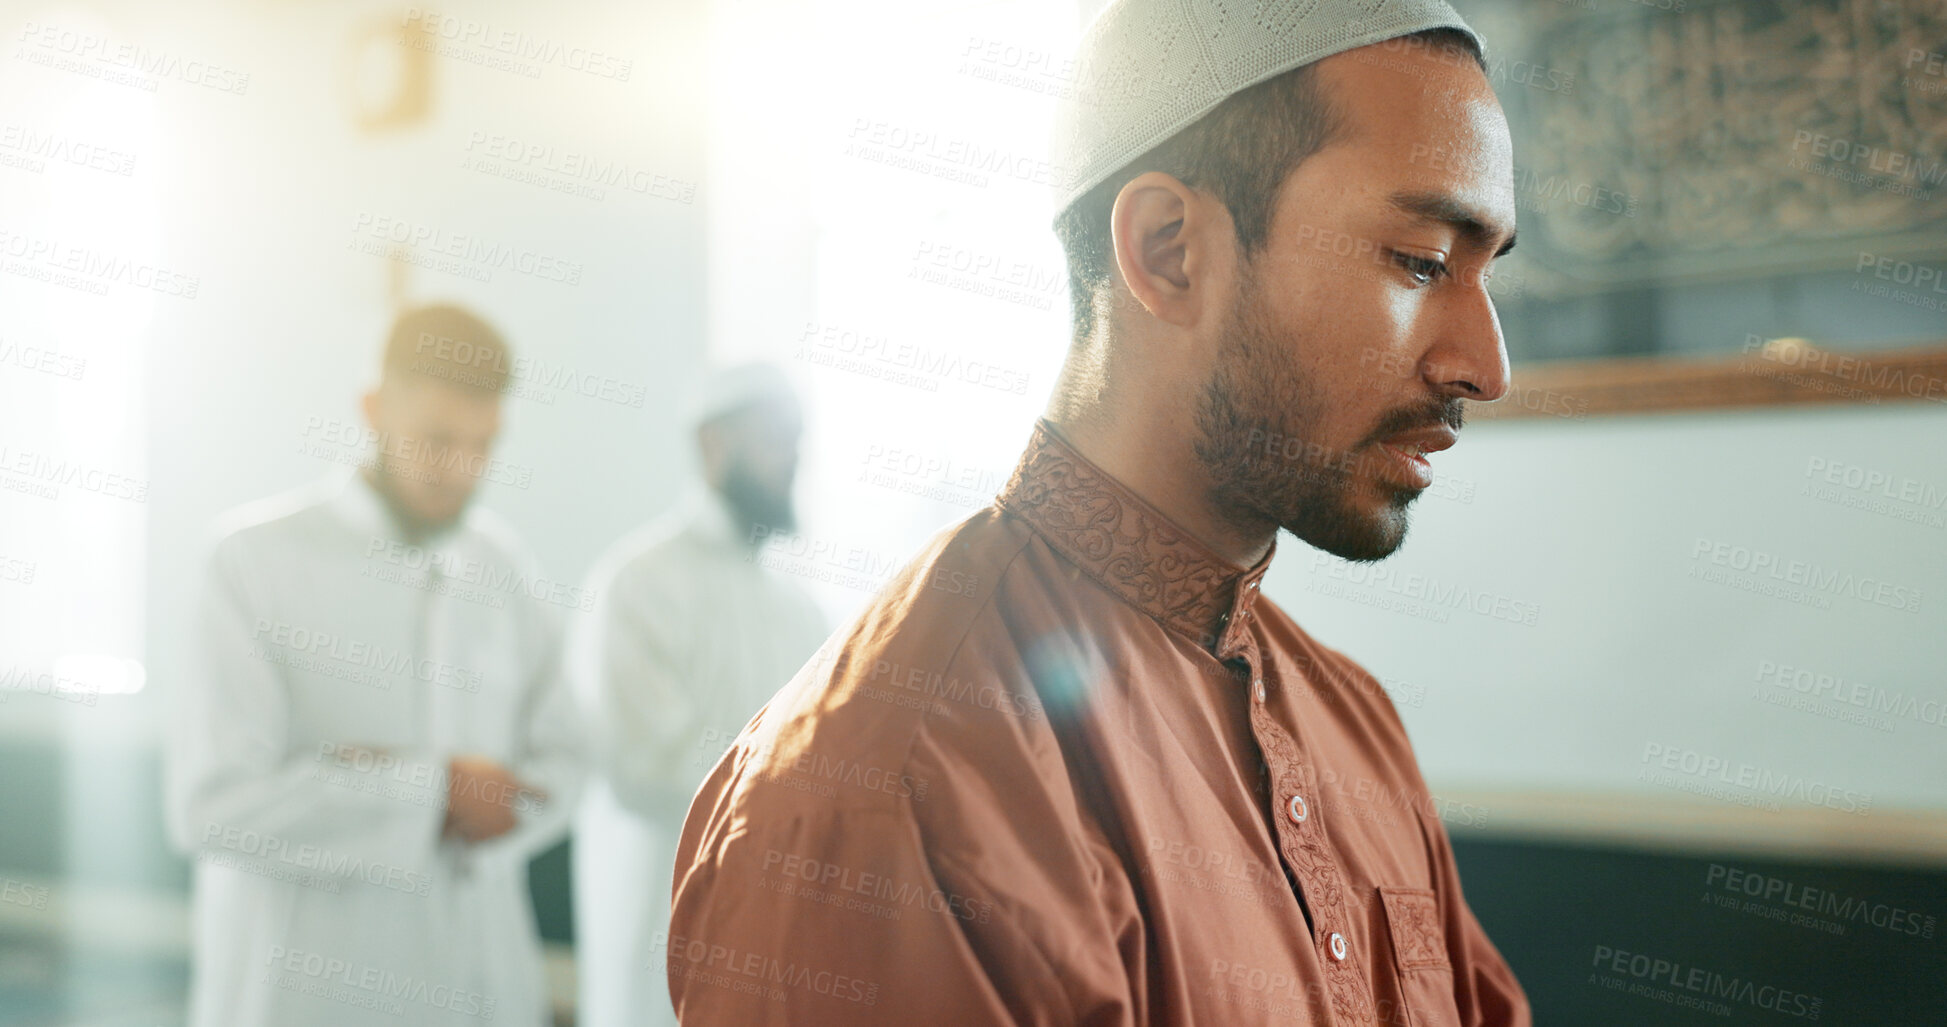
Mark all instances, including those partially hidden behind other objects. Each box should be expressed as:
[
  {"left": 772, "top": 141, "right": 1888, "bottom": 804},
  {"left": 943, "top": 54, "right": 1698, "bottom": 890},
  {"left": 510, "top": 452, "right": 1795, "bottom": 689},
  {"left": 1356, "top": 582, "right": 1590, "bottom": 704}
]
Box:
[{"left": 1392, "top": 252, "right": 1447, "bottom": 286}]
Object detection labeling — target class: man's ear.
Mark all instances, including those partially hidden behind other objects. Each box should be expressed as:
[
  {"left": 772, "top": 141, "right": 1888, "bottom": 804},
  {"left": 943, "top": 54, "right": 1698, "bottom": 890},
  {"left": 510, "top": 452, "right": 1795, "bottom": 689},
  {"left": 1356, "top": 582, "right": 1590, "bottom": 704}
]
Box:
[
  {"left": 1109, "top": 171, "right": 1227, "bottom": 330},
  {"left": 360, "top": 387, "right": 383, "bottom": 432}
]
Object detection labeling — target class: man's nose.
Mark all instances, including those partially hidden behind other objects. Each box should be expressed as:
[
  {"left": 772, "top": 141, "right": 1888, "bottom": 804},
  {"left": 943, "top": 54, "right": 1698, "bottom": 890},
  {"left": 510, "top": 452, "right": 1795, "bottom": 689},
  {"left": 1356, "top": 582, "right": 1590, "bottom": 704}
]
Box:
[{"left": 1425, "top": 284, "right": 1510, "bottom": 403}]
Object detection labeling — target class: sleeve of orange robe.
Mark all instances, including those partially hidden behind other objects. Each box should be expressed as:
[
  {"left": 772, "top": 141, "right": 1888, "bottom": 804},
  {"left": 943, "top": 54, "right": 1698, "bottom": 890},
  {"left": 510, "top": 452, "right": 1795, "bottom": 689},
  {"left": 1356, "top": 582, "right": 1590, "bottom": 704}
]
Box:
[
  {"left": 665, "top": 692, "right": 1146, "bottom": 1025},
  {"left": 1424, "top": 809, "right": 1532, "bottom": 1027}
]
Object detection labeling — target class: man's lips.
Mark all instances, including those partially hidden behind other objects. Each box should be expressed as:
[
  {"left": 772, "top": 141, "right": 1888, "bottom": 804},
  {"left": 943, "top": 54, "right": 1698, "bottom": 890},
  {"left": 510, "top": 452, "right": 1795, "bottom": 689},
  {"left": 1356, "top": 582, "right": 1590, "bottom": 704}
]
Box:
[
  {"left": 1372, "top": 425, "right": 1457, "bottom": 489},
  {"left": 1374, "top": 425, "right": 1458, "bottom": 459}
]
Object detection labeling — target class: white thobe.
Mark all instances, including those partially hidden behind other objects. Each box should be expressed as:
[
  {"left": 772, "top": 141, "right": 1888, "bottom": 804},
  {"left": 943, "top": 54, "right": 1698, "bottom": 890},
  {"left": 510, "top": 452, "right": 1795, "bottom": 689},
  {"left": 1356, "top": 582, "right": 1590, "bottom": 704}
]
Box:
[
  {"left": 164, "top": 471, "right": 582, "bottom": 1027},
  {"left": 571, "top": 488, "right": 830, "bottom": 1027}
]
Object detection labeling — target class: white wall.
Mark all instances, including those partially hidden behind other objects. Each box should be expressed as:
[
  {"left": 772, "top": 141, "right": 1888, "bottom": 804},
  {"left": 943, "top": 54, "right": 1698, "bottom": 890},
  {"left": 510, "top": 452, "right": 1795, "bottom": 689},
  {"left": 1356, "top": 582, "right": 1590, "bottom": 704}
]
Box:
[{"left": 1267, "top": 401, "right": 1947, "bottom": 814}]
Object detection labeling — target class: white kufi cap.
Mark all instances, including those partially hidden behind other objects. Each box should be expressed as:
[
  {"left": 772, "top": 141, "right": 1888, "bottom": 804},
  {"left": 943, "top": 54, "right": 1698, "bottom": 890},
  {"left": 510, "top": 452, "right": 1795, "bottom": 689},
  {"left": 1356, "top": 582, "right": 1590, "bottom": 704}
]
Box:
[
  {"left": 688, "top": 361, "right": 800, "bottom": 427},
  {"left": 1050, "top": 0, "right": 1485, "bottom": 214}
]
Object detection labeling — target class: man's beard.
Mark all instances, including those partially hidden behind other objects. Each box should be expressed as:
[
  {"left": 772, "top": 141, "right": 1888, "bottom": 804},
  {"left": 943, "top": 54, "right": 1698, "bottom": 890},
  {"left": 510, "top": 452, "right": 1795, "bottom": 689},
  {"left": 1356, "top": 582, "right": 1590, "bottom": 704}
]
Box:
[
  {"left": 1192, "top": 268, "right": 1449, "bottom": 563},
  {"left": 721, "top": 460, "right": 796, "bottom": 538},
  {"left": 366, "top": 457, "right": 466, "bottom": 543}
]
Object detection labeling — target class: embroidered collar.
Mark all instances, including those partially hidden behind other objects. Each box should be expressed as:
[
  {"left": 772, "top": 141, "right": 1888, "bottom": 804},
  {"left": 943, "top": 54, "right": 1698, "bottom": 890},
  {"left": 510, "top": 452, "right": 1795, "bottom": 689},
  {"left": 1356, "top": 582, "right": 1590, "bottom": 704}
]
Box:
[{"left": 995, "top": 419, "right": 1272, "bottom": 658}]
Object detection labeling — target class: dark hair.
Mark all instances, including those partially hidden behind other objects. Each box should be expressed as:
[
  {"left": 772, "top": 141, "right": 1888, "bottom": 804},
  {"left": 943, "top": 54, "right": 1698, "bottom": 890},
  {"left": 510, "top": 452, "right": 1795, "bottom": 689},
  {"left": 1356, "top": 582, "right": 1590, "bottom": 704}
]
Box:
[{"left": 1050, "top": 27, "right": 1485, "bottom": 345}]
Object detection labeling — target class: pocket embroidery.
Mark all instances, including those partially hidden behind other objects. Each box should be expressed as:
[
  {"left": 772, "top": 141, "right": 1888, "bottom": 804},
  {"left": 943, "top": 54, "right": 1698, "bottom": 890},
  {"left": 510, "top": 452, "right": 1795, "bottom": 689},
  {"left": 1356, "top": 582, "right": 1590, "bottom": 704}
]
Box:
[{"left": 1380, "top": 887, "right": 1449, "bottom": 973}]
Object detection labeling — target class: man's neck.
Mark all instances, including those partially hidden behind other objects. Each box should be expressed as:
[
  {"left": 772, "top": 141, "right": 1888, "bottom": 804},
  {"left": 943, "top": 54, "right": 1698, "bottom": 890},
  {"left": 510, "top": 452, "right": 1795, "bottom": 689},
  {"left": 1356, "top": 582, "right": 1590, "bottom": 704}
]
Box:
[{"left": 1040, "top": 410, "right": 1276, "bottom": 571}]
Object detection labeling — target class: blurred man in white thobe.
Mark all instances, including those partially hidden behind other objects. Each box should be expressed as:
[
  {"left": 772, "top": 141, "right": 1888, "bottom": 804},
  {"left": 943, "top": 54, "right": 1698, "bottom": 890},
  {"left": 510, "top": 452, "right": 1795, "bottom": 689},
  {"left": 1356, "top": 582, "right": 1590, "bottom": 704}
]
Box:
[
  {"left": 572, "top": 364, "right": 830, "bottom": 1027},
  {"left": 165, "top": 305, "right": 583, "bottom": 1027}
]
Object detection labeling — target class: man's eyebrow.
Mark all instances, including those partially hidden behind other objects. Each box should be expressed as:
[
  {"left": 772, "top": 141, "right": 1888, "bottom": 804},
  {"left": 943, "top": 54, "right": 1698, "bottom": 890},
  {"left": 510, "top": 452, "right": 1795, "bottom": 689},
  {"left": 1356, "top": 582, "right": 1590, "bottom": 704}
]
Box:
[{"left": 1387, "top": 190, "right": 1517, "bottom": 257}]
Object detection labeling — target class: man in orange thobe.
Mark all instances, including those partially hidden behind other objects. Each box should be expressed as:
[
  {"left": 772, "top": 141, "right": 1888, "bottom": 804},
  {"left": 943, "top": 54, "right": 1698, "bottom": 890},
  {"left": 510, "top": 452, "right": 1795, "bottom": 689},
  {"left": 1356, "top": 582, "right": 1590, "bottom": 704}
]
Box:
[{"left": 667, "top": 1, "right": 1529, "bottom": 1023}]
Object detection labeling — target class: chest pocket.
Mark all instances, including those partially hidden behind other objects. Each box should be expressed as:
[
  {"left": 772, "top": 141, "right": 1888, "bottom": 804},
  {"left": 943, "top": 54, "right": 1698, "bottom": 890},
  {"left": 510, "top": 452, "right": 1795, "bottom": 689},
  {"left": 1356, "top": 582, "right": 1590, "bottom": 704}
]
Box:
[{"left": 1380, "top": 886, "right": 1463, "bottom": 1027}]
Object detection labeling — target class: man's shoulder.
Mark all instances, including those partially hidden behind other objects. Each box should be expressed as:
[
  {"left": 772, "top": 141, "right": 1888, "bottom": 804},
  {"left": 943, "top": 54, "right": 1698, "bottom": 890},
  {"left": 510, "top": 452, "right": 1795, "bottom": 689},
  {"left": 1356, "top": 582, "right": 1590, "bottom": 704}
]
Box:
[
  {"left": 723, "top": 507, "right": 1058, "bottom": 806},
  {"left": 204, "top": 479, "right": 344, "bottom": 565},
  {"left": 850, "top": 504, "right": 1032, "bottom": 647},
  {"left": 586, "top": 497, "right": 778, "bottom": 598},
  {"left": 593, "top": 512, "right": 690, "bottom": 574}
]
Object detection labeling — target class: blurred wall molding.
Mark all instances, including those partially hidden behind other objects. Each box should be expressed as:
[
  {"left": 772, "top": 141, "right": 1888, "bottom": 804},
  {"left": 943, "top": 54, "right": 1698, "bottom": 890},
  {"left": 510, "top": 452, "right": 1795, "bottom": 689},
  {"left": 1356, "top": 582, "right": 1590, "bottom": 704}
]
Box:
[
  {"left": 1478, "top": 339, "right": 1947, "bottom": 420},
  {"left": 1445, "top": 788, "right": 1947, "bottom": 869}
]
